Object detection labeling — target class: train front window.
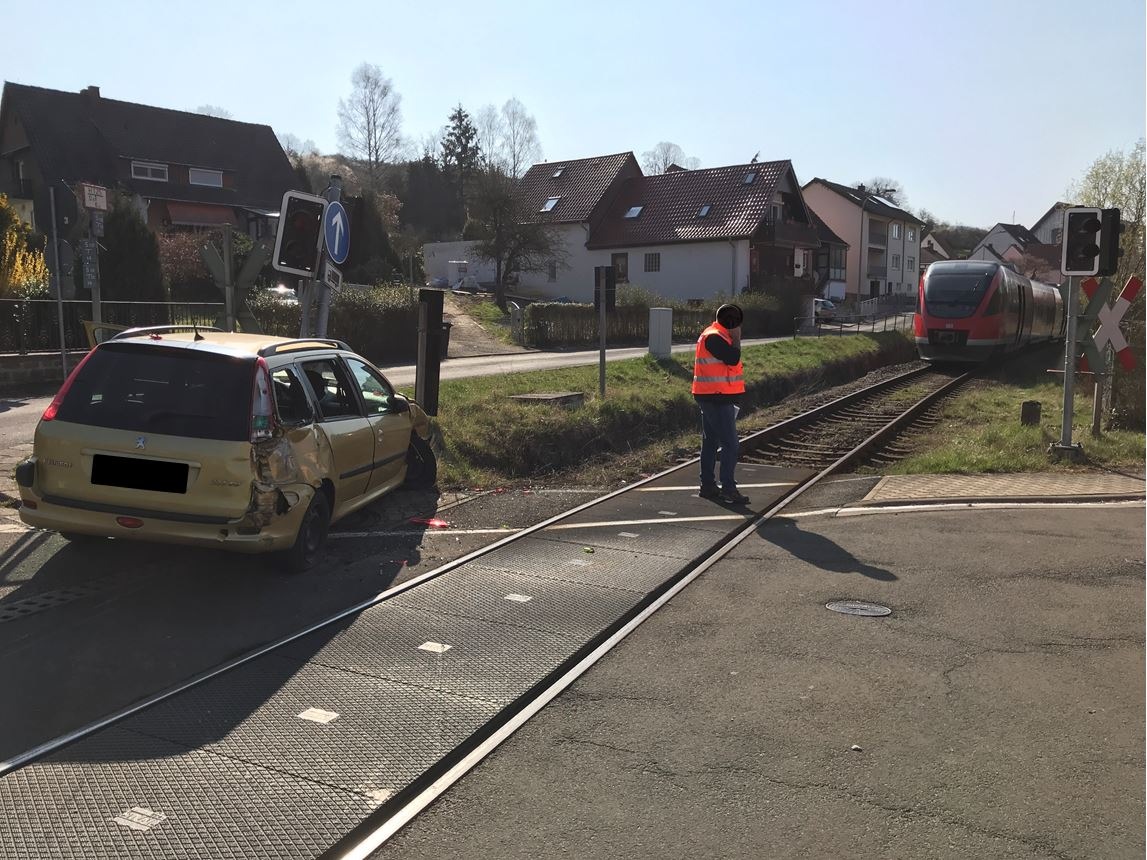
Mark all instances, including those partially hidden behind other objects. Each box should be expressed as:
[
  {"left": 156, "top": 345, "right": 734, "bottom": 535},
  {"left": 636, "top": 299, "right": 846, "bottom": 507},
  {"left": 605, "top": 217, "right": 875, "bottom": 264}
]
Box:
[{"left": 923, "top": 270, "right": 995, "bottom": 318}]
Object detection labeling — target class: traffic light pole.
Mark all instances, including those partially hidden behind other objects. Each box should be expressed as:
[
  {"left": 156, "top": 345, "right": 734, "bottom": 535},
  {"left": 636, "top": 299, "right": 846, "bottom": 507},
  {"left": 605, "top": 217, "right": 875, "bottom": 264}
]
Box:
[
  {"left": 1056, "top": 275, "right": 1081, "bottom": 453},
  {"left": 314, "top": 175, "right": 343, "bottom": 338}
]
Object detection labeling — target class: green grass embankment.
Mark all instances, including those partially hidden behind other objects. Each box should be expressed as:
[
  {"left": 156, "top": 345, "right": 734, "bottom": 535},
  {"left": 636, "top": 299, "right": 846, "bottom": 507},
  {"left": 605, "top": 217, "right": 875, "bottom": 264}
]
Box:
[
  {"left": 430, "top": 332, "right": 915, "bottom": 488},
  {"left": 885, "top": 352, "right": 1145, "bottom": 475}
]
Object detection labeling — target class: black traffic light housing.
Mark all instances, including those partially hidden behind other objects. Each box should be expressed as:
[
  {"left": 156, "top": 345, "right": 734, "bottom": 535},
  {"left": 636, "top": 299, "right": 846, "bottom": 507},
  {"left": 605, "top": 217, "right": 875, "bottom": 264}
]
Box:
[
  {"left": 1061, "top": 207, "right": 1102, "bottom": 276},
  {"left": 1097, "top": 207, "right": 1122, "bottom": 277},
  {"left": 272, "top": 191, "right": 326, "bottom": 277}
]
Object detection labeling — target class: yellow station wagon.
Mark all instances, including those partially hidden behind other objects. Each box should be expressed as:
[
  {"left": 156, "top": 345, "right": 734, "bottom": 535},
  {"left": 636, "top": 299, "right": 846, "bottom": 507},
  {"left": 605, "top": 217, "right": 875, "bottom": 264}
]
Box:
[{"left": 15, "top": 327, "right": 436, "bottom": 572}]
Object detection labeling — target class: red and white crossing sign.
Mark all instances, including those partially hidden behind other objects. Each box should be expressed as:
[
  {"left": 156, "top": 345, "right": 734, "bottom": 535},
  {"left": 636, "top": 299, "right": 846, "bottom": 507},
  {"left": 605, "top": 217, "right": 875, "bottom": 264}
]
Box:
[{"left": 1082, "top": 275, "right": 1141, "bottom": 370}]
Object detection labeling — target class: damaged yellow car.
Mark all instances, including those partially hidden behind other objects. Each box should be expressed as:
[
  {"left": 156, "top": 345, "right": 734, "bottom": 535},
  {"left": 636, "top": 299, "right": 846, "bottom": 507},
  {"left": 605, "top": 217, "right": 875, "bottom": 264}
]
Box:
[{"left": 15, "top": 328, "right": 436, "bottom": 572}]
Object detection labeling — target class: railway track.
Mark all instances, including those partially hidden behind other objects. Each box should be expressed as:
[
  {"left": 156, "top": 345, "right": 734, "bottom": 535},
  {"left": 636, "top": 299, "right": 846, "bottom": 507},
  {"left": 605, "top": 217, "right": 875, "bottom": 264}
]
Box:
[
  {"left": 1, "top": 363, "right": 979, "bottom": 859},
  {"left": 741, "top": 365, "right": 974, "bottom": 471}
]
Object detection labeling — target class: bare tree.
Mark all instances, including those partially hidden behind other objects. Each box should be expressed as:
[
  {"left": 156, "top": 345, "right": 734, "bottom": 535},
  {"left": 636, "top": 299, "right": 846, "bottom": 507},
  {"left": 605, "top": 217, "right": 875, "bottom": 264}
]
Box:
[
  {"left": 855, "top": 176, "right": 907, "bottom": 207},
  {"left": 642, "top": 141, "right": 699, "bottom": 174},
  {"left": 337, "top": 63, "right": 404, "bottom": 193},
  {"left": 501, "top": 98, "right": 542, "bottom": 178},
  {"left": 196, "top": 104, "right": 232, "bottom": 119},
  {"left": 277, "top": 132, "right": 318, "bottom": 160},
  {"left": 468, "top": 167, "right": 565, "bottom": 310},
  {"left": 473, "top": 99, "right": 543, "bottom": 177}
]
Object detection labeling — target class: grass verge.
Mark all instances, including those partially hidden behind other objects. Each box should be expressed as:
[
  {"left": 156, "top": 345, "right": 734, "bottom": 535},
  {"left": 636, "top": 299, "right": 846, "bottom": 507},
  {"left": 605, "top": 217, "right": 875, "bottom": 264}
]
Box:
[
  {"left": 460, "top": 298, "right": 515, "bottom": 345},
  {"left": 884, "top": 348, "right": 1145, "bottom": 475},
  {"left": 430, "top": 332, "right": 915, "bottom": 488}
]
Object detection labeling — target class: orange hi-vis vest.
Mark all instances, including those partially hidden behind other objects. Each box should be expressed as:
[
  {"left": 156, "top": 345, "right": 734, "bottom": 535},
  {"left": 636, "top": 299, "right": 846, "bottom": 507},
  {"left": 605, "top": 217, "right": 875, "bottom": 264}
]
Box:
[{"left": 691, "top": 323, "right": 745, "bottom": 395}]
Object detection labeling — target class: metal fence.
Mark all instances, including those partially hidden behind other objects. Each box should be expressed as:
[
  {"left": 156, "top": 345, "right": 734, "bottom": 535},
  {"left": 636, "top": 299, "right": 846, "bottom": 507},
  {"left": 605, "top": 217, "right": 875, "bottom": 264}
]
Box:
[
  {"left": 793, "top": 311, "right": 916, "bottom": 339},
  {"left": 0, "top": 300, "right": 224, "bottom": 353}
]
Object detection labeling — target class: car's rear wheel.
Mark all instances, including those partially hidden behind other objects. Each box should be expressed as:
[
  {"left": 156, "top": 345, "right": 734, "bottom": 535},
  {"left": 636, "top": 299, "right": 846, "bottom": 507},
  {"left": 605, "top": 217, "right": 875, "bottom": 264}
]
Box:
[
  {"left": 403, "top": 433, "right": 438, "bottom": 488},
  {"left": 281, "top": 490, "right": 330, "bottom": 574}
]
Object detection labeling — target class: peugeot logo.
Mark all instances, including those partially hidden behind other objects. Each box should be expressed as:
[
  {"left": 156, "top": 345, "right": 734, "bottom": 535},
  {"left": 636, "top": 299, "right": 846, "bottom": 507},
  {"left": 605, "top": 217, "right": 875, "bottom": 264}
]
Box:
[{"left": 135, "top": 437, "right": 147, "bottom": 450}]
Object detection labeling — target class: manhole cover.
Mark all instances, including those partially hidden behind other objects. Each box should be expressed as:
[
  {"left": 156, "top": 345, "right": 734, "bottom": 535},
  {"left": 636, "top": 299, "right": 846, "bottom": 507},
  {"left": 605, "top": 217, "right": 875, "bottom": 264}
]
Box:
[{"left": 826, "top": 600, "right": 891, "bottom": 617}]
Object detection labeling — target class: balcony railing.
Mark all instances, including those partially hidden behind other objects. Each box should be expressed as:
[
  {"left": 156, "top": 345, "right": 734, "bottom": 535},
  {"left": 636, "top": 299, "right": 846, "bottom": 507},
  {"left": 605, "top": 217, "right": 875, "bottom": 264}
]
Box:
[
  {"left": 761, "top": 215, "right": 820, "bottom": 246},
  {"left": 867, "top": 227, "right": 887, "bottom": 246}
]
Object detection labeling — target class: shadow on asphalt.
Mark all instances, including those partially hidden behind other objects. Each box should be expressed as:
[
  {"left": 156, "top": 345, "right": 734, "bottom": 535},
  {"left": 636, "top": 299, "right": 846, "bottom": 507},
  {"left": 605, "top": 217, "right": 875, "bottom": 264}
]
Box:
[{"left": 755, "top": 517, "right": 897, "bottom": 581}]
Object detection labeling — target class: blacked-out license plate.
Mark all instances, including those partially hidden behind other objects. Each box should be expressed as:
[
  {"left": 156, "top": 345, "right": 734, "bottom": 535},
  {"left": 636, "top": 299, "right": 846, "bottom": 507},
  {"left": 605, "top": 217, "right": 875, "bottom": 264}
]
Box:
[{"left": 91, "top": 455, "right": 189, "bottom": 494}]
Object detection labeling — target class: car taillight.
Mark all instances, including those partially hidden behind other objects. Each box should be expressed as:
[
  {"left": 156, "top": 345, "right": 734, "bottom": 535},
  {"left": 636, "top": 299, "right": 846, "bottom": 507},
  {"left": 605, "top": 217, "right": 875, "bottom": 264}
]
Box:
[
  {"left": 250, "top": 357, "right": 276, "bottom": 443},
  {"left": 42, "top": 349, "right": 97, "bottom": 421}
]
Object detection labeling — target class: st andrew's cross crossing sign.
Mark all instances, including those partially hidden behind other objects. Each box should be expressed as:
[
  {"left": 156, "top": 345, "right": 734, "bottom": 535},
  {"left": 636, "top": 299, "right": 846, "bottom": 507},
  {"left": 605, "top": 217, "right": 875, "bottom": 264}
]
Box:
[
  {"left": 1078, "top": 276, "right": 1141, "bottom": 372},
  {"left": 324, "top": 201, "right": 350, "bottom": 265}
]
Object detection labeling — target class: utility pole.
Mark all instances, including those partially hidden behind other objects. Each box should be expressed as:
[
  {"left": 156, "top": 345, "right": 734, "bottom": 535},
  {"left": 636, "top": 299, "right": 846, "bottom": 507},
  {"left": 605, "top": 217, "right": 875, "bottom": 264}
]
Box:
[{"left": 48, "top": 186, "right": 69, "bottom": 376}]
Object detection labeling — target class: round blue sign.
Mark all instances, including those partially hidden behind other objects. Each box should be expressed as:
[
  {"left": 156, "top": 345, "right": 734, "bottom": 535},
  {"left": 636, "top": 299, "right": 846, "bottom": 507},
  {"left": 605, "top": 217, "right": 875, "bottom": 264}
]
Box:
[{"left": 324, "top": 201, "right": 350, "bottom": 265}]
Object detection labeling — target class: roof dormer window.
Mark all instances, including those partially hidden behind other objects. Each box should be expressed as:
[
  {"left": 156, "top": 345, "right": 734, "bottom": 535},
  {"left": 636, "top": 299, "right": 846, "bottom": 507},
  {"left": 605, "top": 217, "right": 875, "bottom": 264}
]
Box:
[
  {"left": 132, "top": 161, "right": 168, "bottom": 182},
  {"left": 541, "top": 196, "right": 560, "bottom": 213},
  {"left": 624, "top": 205, "right": 644, "bottom": 219},
  {"left": 698, "top": 204, "right": 711, "bottom": 218},
  {"left": 742, "top": 171, "right": 756, "bottom": 185},
  {"left": 552, "top": 167, "right": 565, "bottom": 178},
  {"left": 189, "top": 167, "right": 223, "bottom": 188}
]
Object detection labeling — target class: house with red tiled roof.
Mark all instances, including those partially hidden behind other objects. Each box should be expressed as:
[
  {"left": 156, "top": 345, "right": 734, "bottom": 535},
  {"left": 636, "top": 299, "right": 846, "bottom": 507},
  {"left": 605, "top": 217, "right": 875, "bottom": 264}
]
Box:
[{"left": 425, "top": 151, "right": 827, "bottom": 302}]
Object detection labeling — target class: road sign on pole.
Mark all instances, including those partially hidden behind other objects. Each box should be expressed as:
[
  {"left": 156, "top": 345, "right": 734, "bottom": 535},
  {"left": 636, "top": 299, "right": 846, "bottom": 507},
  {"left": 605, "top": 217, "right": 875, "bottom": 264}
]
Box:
[
  {"left": 323, "top": 200, "right": 350, "bottom": 264},
  {"left": 79, "top": 183, "right": 108, "bottom": 212},
  {"left": 323, "top": 260, "right": 342, "bottom": 292},
  {"left": 1082, "top": 275, "right": 1141, "bottom": 371}
]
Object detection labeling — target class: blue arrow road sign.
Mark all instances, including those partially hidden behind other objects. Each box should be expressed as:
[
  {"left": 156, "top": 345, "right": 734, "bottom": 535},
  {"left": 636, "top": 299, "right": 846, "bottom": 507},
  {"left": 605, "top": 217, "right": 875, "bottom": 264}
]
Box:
[{"left": 324, "top": 201, "right": 350, "bottom": 265}]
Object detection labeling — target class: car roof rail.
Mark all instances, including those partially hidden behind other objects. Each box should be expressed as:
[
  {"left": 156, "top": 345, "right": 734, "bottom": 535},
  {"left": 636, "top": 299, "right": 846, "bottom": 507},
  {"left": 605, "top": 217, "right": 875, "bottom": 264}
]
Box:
[
  {"left": 257, "top": 338, "right": 351, "bottom": 357},
  {"left": 110, "top": 325, "right": 224, "bottom": 341}
]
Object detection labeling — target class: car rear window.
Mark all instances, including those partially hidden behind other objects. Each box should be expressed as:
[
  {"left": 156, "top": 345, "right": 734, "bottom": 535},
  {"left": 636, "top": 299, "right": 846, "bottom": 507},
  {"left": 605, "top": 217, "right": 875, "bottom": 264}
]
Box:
[{"left": 55, "top": 344, "right": 254, "bottom": 441}]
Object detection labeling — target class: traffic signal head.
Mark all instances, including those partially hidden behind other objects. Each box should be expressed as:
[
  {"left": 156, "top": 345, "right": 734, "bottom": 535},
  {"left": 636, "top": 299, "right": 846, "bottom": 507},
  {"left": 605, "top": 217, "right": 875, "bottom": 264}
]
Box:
[
  {"left": 272, "top": 191, "right": 325, "bottom": 277},
  {"left": 1061, "top": 207, "right": 1102, "bottom": 276},
  {"left": 1097, "top": 207, "right": 1122, "bottom": 277}
]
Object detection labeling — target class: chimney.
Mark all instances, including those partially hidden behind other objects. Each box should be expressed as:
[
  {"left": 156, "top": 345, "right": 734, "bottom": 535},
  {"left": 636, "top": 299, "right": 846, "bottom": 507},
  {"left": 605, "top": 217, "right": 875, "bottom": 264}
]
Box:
[{"left": 81, "top": 85, "right": 101, "bottom": 105}]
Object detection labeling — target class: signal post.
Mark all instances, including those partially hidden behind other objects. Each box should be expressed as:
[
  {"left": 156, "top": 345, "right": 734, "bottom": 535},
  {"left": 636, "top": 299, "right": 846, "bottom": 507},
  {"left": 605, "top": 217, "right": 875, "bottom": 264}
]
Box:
[{"left": 1052, "top": 206, "right": 1124, "bottom": 459}]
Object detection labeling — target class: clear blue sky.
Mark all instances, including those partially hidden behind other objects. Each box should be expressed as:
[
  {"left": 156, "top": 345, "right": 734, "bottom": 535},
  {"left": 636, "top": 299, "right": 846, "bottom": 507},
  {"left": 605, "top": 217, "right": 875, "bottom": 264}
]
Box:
[{"left": 4, "top": 0, "right": 1143, "bottom": 228}]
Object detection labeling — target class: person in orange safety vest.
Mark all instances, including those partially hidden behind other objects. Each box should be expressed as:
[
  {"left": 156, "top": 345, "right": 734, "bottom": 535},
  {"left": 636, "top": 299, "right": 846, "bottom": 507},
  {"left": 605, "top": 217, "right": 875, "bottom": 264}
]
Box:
[{"left": 692, "top": 303, "right": 749, "bottom": 504}]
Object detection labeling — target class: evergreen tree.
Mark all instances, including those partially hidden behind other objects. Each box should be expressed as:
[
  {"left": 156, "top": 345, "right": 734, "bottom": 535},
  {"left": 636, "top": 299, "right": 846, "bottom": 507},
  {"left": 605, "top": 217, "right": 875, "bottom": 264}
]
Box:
[
  {"left": 440, "top": 105, "right": 481, "bottom": 223},
  {"left": 99, "top": 196, "right": 164, "bottom": 301}
]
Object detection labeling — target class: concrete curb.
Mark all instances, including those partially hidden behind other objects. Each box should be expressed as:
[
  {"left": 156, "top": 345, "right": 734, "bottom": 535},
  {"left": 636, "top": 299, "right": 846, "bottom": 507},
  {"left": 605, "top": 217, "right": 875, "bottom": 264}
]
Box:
[{"left": 851, "top": 492, "right": 1146, "bottom": 507}]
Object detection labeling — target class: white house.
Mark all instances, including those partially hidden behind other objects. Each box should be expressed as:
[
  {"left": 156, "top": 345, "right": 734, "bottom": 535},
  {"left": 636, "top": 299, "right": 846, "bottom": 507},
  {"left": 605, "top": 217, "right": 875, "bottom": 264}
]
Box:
[
  {"left": 423, "top": 151, "right": 830, "bottom": 303},
  {"left": 1029, "top": 201, "right": 1072, "bottom": 245},
  {"left": 920, "top": 231, "right": 952, "bottom": 259},
  {"left": 802, "top": 179, "right": 924, "bottom": 300},
  {"left": 971, "top": 222, "right": 1040, "bottom": 260}
]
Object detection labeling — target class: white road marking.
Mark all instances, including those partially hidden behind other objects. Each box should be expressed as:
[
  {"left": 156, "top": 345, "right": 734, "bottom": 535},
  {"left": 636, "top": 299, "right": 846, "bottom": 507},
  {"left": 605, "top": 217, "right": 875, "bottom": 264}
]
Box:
[
  {"left": 635, "top": 482, "right": 797, "bottom": 492},
  {"left": 657, "top": 511, "right": 678, "bottom": 516},
  {"left": 548, "top": 515, "right": 745, "bottom": 530},
  {"left": 297, "top": 708, "right": 340, "bottom": 724},
  {"left": 112, "top": 807, "right": 167, "bottom": 832},
  {"left": 774, "top": 499, "right": 1147, "bottom": 520},
  {"left": 617, "top": 532, "right": 639, "bottom": 538},
  {"left": 504, "top": 594, "right": 533, "bottom": 603},
  {"left": 418, "top": 642, "right": 451, "bottom": 654},
  {"left": 330, "top": 527, "right": 519, "bottom": 539}
]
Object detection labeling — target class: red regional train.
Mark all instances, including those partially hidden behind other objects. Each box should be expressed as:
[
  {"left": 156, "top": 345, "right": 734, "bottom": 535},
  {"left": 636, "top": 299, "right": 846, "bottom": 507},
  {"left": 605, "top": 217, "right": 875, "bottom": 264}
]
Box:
[{"left": 915, "top": 260, "right": 1065, "bottom": 362}]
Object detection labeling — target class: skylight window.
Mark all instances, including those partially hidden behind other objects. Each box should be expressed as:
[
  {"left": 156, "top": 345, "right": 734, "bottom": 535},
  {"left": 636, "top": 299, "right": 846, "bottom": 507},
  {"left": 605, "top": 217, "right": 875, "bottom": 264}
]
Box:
[
  {"left": 742, "top": 171, "right": 757, "bottom": 185},
  {"left": 552, "top": 167, "right": 565, "bottom": 178},
  {"left": 698, "top": 204, "right": 712, "bottom": 218},
  {"left": 624, "top": 205, "right": 644, "bottom": 219},
  {"left": 540, "top": 196, "right": 560, "bottom": 213}
]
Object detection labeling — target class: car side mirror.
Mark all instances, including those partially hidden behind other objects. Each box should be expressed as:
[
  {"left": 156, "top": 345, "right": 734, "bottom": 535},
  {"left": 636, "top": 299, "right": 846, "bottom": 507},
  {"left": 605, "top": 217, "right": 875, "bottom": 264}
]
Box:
[{"left": 390, "top": 395, "right": 410, "bottom": 413}]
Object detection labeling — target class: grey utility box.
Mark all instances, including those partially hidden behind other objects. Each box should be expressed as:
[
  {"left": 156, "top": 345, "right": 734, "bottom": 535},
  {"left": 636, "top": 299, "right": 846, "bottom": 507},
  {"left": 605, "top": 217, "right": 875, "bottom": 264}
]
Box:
[{"left": 649, "top": 307, "right": 672, "bottom": 358}]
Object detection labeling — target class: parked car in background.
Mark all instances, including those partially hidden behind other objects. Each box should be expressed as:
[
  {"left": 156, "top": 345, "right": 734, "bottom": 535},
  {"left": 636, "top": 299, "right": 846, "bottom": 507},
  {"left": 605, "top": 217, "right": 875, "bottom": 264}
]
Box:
[
  {"left": 814, "top": 298, "right": 837, "bottom": 323},
  {"left": 15, "top": 328, "right": 437, "bottom": 572}
]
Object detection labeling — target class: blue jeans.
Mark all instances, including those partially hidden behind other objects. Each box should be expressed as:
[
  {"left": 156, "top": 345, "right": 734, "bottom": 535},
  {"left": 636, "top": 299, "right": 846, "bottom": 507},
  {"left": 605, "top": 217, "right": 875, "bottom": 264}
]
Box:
[{"left": 698, "top": 400, "right": 739, "bottom": 490}]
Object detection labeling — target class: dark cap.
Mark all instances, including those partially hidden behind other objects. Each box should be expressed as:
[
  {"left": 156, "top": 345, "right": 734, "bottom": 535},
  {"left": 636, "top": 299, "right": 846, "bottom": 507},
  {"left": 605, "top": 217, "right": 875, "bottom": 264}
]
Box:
[{"left": 716, "top": 303, "right": 743, "bottom": 328}]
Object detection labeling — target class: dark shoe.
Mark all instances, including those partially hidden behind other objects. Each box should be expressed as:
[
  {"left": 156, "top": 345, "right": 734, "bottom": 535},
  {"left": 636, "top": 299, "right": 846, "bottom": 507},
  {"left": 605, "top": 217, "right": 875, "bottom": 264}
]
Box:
[
  {"left": 698, "top": 484, "right": 721, "bottom": 499},
  {"left": 720, "top": 488, "right": 750, "bottom": 505}
]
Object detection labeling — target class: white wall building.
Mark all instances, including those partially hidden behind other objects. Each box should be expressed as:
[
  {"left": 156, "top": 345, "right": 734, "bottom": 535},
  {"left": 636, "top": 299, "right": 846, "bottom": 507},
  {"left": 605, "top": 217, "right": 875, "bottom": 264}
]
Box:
[
  {"left": 802, "top": 179, "right": 924, "bottom": 300},
  {"left": 423, "top": 151, "right": 827, "bottom": 304}
]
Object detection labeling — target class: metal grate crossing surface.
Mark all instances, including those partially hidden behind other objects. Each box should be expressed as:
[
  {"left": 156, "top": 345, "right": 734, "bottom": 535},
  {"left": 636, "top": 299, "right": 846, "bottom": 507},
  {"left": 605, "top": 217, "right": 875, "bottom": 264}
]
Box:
[{"left": 0, "top": 465, "right": 814, "bottom": 858}]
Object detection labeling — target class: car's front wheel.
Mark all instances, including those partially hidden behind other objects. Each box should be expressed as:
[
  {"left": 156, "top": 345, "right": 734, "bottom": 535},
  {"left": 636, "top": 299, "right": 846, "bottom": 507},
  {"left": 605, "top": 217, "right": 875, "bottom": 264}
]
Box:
[
  {"left": 403, "top": 433, "right": 438, "bottom": 488},
  {"left": 280, "top": 490, "right": 330, "bottom": 574}
]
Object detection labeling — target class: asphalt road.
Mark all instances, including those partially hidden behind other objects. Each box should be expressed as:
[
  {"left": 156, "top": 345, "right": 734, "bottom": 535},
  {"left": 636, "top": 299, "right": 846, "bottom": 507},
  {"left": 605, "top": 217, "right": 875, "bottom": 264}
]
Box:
[{"left": 377, "top": 501, "right": 1146, "bottom": 860}]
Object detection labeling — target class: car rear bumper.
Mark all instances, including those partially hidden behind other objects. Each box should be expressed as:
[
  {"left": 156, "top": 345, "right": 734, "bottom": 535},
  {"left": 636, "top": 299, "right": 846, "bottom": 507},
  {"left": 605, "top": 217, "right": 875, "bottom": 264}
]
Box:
[{"left": 16, "top": 488, "right": 311, "bottom": 553}]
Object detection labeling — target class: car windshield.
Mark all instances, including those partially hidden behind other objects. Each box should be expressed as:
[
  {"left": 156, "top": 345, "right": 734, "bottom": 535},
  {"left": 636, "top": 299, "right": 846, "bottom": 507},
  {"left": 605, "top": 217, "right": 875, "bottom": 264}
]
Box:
[
  {"left": 55, "top": 344, "right": 254, "bottom": 440},
  {"left": 923, "top": 268, "right": 995, "bottom": 319}
]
